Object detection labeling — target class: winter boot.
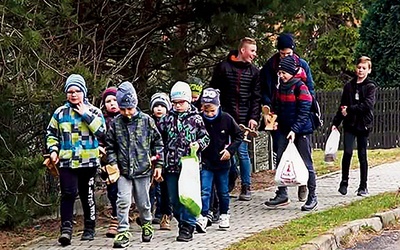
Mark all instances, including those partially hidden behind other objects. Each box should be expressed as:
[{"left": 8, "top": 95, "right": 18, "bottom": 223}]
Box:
[
  {"left": 176, "top": 223, "right": 195, "bottom": 242},
  {"left": 58, "top": 221, "right": 73, "bottom": 246},
  {"left": 264, "top": 188, "right": 290, "bottom": 208},
  {"left": 297, "top": 185, "right": 307, "bottom": 202},
  {"left": 338, "top": 180, "right": 348, "bottom": 195},
  {"left": 238, "top": 185, "right": 252, "bottom": 201},
  {"left": 106, "top": 216, "right": 118, "bottom": 238},
  {"left": 81, "top": 219, "right": 95, "bottom": 241}
]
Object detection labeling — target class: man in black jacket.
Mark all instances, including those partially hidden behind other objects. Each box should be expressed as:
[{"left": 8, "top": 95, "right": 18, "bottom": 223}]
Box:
[{"left": 210, "top": 37, "right": 261, "bottom": 201}]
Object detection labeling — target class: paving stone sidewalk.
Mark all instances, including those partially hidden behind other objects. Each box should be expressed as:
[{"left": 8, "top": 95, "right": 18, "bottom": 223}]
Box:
[{"left": 25, "top": 162, "right": 400, "bottom": 250}]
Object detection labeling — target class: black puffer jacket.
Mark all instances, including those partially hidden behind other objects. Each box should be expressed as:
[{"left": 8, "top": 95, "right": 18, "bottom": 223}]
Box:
[
  {"left": 332, "top": 77, "right": 377, "bottom": 133},
  {"left": 210, "top": 50, "right": 261, "bottom": 125}
]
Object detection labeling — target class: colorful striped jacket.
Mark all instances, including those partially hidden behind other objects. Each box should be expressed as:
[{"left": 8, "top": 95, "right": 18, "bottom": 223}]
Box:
[{"left": 46, "top": 102, "right": 106, "bottom": 168}]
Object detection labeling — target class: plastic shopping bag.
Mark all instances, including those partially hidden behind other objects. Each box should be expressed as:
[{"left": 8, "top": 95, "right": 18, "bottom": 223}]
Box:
[
  {"left": 324, "top": 130, "right": 340, "bottom": 163},
  {"left": 275, "top": 141, "right": 309, "bottom": 187},
  {"left": 178, "top": 146, "right": 202, "bottom": 217}
]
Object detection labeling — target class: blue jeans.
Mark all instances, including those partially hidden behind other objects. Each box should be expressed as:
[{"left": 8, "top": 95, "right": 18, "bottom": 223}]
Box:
[
  {"left": 200, "top": 168, "right": 230, "bottom": 215},
  {"left": 276, "top": 132, "right": 316, "bottom": 197},
  {"left": 237, "top": 141, "right": 252, "bottom": 186},
  {"left": 165, "top": 173, "right": 196, "bottom": 227}
]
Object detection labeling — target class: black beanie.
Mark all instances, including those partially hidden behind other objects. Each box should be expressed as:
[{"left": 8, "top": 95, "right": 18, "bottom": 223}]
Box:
[
  {"left": 278, "top": 55, "right": 298, "bottom": 75},
  {"left": 277, "top": 33, "right": 295, "bottom": 50}
]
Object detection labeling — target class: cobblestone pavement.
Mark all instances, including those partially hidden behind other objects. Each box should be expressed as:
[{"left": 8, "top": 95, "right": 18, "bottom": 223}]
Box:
[{"left": 25, "top": 162, "right": 400, "bottom": 250}]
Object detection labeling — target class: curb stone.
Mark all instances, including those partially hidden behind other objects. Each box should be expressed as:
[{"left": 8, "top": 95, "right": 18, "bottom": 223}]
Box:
[{"left": 295, "top": 207, "right": 400, "bottom": 250}]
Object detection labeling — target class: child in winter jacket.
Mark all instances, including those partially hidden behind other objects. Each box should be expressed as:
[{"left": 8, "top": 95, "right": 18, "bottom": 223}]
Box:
[
  {"left": 105, "top": 81, "right": 164, "bottom": 248},
  {"left": 195, "top": 88, "right": 242, "bottom": 233},
  {"left": 46, "top": 74, "right": 106, "bottom": 246},
  {"left": 158, "top": 81, "right": 210, "bottom": 242},
  {"left": 264, "top": 55, "right": 318, "bottom": 212},
  {"left": 332, "top": 56, "right": 377, "bottom": 197}
]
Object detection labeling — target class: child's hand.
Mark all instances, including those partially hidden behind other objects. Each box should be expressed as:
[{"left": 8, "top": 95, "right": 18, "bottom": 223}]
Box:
[
  {"left": 332, "top": 125, "right": 337, "bottom": 131},
  {"left": 74, "top": 102, "right": 88, "bottom": 116},
  {"left": 287, "top": 131, "right": 295, "bottom": 142},
  {"left": 50, "top": 151, "right": 59, "bottom": 164},
  {"left": 219, "top": 149, "right": 231, "bottom": 161},
  {"left": 153, "top": 168, "right": 163, "bottom": 182},
  {"left": 190, "top": 142, "right": 199, "bottom": 152},
  {"left": 341, "top": 106, "right": 347, "bottom": 117}
]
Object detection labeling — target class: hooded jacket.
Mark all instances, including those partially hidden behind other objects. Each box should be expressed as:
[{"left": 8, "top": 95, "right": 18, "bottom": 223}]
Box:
[
  {"left": 105, "top": 110, "right": 164, "bottom": 179},
  {"left": 201, "top": 109, "right": 243, "bottom": 170},
  {"left": 158, "top": 104, "right": 210, "bottom": 174},
  {"left": 332, "top": 77, "right": 377, "bottom": 133},
  {"left": 210, "top": 50, "right": 261, "bottom": 125}
]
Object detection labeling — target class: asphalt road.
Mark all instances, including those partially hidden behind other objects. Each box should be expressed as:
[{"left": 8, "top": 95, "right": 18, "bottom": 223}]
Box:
[{"left": 346, "top": 230, "right": 400, "bottom": 250}]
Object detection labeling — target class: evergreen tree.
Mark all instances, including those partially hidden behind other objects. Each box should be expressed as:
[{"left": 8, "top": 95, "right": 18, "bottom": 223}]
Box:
[{"left": 357, "top": 0, "right": 400, "bottom": 87}]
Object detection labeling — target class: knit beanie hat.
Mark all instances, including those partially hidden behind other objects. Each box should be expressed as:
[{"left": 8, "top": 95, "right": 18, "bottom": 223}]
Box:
[
  {"left": 116, "top": 81, "right": 138, "bottom": 109},
  {"left": 102, "top": 87, "right": 117, "bottom": 103},
  {"left": 170, "top": 81, "right": 191, "bottom": 102},
  {"left": 278, "top": 55, "right": 298, "bottom": 76},
  {"left": 187, "top": 76, "right": 204, "bottom": 95},
  {"left": 64, "top": 74, "right": 87, "bottom": 97},
  {"left": 201, "top": 88, "right": 220, "bottom": 107},
  {"left": 150, "top": 92, "right": 171, "bottom": 111},
  {"left": 277, "top": 33, "right": 296, "bottom": 51}
]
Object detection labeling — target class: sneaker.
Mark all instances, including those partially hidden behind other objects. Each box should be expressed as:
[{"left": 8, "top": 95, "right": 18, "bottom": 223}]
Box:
[
  {"left": 264, "top": 191, "right": 290, "bottom": 208},
  {"left": 195, "top": 215, "right": 208, "bottom": 233},
  {"left": 176, "top": 223, "right": 194, "bottom": 242},
  {"left": 357, "top": 188, "right": 369, "bottom": 197},
  {"left": 338, "top": 180, "right": 348, "bottom": 195},
  {"left": 212, "top": 210, "right": 220, "bottom": 224},
  {"left": 106, "top": 217, "right": 118, "bottom": 238},
  {"left": 298, "top": 185, "right": 307, "bottom": 202},
  {"left": 206, "top": 212, "right": 213, "bottom": 226},
  {"left": 238, "top": 185, "right": 252, "bottom": 201},
  {"left": 141, "top": 221, "right": 154, "bottom": 242},
  {"left": 301, "top": 195, "right": 318, "bottom": 211},
  {"left": 159, "top": 214, "right": 171, "bottom": 230},
  {"left": 58, "top": 221, "right": 72, "bottom": 246},
  {"left": 219, "top": 214, "right": 230, "bottom": 230},
  {"left": 80, "top": 228, "right": 95, "bottom": 241},
  {"left": 113, "top": 231, "right": 132, "bottom": 248}
]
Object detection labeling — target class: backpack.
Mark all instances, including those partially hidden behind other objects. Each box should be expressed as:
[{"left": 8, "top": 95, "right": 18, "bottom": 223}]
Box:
[{"left": 293, "top": 81, "right": 323, "bottom": 131}]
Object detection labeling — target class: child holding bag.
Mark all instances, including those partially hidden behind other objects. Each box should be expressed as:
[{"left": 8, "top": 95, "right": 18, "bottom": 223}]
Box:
[
  {"left": 158, "top": 81, "right": 210, "bottom": 242},
  {"left": 264, "top": 55, "right": 318, "bottom": 211},
  {"left": 332, "top": 56, "right": 377, "bottom": 197}
]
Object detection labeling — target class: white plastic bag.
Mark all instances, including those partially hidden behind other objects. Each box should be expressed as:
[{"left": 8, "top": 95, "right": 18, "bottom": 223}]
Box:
[
  {"left": 178, "top": 147, "right": 202, "bottom": 217},
  {"left": 275, "top": 141, "right": 309, "bottom": 187},
  {"left": 324, "top": 130, "right": 340, "bottom": 163}
]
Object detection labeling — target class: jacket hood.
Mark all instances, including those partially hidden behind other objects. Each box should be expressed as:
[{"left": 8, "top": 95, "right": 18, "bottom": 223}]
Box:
[{"left": 227, "top": 50, "right": 251, "bottom": 69}]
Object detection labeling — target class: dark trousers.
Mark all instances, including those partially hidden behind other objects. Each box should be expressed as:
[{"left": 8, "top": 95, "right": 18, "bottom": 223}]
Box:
[
  {"left": 341, "top": 130, "right": 369, "bottom": 189},
  {"left": 276, "top": 132, "right": 316, "bottom": 197},
  {"left": 106, "top": 182, "right": 118, "bottom": 217},
  {"left": 150, "top": 176, "right": 172, "bottom": 217},
  {"left": 59, "top": 167, "right": 97, "bottom": 228}
]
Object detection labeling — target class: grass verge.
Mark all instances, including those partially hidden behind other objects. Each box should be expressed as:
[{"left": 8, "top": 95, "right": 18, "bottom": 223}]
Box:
[
  {"left": 312, "top": 147, "right": 400, "bottom": 175},
  {"left": 226, "top": 192, "right": 400, "bottom": 250}
]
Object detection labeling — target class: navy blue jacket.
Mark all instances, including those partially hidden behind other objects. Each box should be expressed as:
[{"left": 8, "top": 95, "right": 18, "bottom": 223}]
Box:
[{"left": 201, "top": 110, "right": 243, "bottom": 170}]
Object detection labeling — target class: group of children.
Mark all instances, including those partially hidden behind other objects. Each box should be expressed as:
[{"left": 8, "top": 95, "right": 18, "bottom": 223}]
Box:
[
  {"left": 46, "top": 75, "right": 243, "bottom": 248},
  {"left": 46, "top": 52, "right": 376, "bottom": 248}
]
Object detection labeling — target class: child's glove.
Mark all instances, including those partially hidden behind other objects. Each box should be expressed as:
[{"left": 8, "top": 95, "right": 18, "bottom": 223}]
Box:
[{"left": 101, "top": 164, "right": 120, "bottom": 185}]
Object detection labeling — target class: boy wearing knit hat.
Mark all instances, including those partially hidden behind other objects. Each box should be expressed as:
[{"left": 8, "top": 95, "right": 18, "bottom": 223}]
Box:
[
  {"left": 46, "top": 74, "right": 106, "bottom": 246},
  {"left": 99, "top": 86, "right": 120, "bottom": 238},
  {"left": 149, "top": 92, "right": 172, "bottom": 230},
  {"left": 260, "top": 32, "right": 315, "bottom": 202},
  {"left": 158, "top": 81, "right": 210, "bottom": 242},
  {"left": 187, "top": 76, "right": 204, "bottom": 104},
  {"left": 105, "top": 81, "right": 164, "bottom": 248},
  {"left": 264, "top": 55, "right": 318, "bottom": 212},
  {"left": 195, "top": 88, "right": 243, "bottom": 233}
]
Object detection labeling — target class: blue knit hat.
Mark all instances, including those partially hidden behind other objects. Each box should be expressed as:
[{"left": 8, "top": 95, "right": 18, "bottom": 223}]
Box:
[
  {"left": 278, "top": 55, "right": 298, "bottom": 75},
  {"left": 116, "top": 81, "right": 138, "bottom": 109},
  {"left": 201, "top": 88, "right": 220, "bottom": 106},
  {"left": 277, "top": 33, "right": 296, "bottom": 51},
  {"left": 64, "top": 74, "right": 87, "bottom": 97}
]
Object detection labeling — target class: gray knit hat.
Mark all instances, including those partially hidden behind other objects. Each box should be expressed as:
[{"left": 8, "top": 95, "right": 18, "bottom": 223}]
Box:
[
  {"left": 116, "top": 81, "right": 138, "bottom": 109},
  {"left": 64, "top": 74, "right": 87, "bottom": 97}
]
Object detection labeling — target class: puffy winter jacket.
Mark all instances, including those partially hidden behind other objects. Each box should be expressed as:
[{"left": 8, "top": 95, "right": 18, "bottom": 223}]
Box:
[{"left": 210, "top": 50, "right": 261, "bottom": 125}]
